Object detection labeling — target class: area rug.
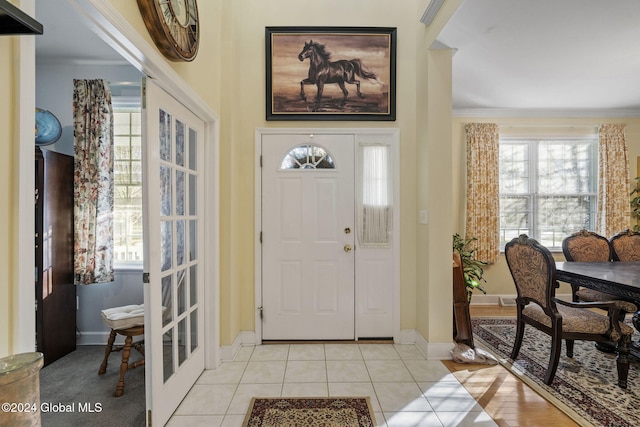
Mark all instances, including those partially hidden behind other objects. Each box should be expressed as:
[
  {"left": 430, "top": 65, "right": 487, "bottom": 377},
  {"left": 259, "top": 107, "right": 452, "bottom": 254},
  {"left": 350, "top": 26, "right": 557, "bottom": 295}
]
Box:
[
  {"left": 472, "top": 317, "right": 640, "bottom": 427},
  {"left": 242, "top": 397, "right": 376, "bottom": 427}
]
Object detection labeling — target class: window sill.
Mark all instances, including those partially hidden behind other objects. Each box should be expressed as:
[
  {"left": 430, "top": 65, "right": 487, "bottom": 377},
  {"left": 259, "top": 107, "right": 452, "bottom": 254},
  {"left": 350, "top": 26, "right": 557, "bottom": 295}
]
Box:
[{"left": 114, "top": 262, "right": 143, "bottom": 272}]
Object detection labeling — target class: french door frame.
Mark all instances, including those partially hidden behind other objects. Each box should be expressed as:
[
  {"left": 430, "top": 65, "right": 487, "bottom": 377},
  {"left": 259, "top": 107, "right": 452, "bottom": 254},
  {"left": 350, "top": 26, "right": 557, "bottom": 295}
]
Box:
[{"left": 254, "top": 128, "right": 400, "bottom": 344}]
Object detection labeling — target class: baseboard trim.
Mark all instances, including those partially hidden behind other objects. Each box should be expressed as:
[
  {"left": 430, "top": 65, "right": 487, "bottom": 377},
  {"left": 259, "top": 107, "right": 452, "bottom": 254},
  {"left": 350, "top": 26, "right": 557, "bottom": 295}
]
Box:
[
  {"left": 402, "top": 329, "right": 453, "bottom": 360},
  {"left": 220, "top": 331, "right": 256, "bottom": 362},
  {"left": 77, "top": 331, "right": 114, "bottom": 346},
  {"left": 470, "top": 293, "right": 572, "bottom": 306}
]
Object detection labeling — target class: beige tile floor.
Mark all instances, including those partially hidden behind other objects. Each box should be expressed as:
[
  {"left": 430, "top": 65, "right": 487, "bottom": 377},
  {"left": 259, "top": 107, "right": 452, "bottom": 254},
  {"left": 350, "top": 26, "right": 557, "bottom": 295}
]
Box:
[{"left": 166, "top": 343, "right": 497, "bottom": 427}]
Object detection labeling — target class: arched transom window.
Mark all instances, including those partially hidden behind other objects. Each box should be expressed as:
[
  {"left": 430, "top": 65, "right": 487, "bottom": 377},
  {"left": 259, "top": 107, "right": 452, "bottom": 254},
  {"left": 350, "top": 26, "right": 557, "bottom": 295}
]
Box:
[{"left": 280, "top": 144, "right": 336, "bottom": 170}]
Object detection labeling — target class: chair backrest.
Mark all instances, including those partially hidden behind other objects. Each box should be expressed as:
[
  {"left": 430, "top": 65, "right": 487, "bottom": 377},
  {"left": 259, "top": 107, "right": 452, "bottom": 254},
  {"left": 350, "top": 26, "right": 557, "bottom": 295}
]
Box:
[
  {"left": 610, "top": 229, "right": 640, "bottom": 261},
  {"left": 562, "top": 230, "right": 612, "bottom": 262},
  {"left": 505, "top": 235, "right": 557, "bottom": 311}
]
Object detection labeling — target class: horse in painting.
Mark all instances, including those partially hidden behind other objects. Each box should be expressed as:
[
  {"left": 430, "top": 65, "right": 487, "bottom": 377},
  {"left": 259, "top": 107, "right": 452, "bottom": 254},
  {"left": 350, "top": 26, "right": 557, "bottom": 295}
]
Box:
[{"left": 297, "top": 40, "right": 380, "bottom": 111}]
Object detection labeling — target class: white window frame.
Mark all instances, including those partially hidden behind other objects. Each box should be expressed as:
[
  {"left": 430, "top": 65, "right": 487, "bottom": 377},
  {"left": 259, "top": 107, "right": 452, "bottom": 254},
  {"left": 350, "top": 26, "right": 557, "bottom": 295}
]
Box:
[
  {"left": 113, "top": 98, "right": 143, "bottom": 269},
  {"left": 499, "top": 137, "right": 598, "bottom": 250}
]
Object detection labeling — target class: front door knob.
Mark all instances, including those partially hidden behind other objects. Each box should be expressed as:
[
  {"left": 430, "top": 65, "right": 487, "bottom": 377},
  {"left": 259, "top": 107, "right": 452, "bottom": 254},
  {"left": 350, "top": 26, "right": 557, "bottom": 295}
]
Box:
[{"left": 344, "top": 244, "right": 352, "bottom": 253}]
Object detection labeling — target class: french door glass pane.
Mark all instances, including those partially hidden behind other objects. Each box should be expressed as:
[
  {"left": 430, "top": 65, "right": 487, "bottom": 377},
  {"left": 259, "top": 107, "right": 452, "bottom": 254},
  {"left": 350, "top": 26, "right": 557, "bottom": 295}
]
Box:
[
  {"left": 160, "top": 165, "right": 172, "bottom": 216},
  {"left": 163, "top": 329, "right": 173, "bottom": 383},
  {"left": 161, "top": 275, "right": 173, "bottom": 327},
  {"left": 176, "top": 120, "right": 185, "bottom": 167},
  {"left": 190, "top": 310, "right": 198, "bottom": 351},
  {"left": 161, "top": 221, "right": 172, "bottom": 271},
  {"left": 159, "top": 110, "right": 171, "bottom": 162}
]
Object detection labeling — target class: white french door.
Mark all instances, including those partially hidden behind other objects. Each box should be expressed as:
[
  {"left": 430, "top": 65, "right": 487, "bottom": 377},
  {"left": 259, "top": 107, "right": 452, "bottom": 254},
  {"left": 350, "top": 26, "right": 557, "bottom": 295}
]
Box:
[
  {"left": 142, "top": 79, "right": 205, "bottom": 426},
  {"left": 261, "top": 134, "right": 356, "bottom": 340}
]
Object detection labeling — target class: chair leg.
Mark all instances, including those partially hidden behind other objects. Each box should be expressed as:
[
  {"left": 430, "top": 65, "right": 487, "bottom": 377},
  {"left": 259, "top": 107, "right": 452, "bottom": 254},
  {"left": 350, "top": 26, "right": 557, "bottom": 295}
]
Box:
[
  {"left": 510, "top": 316, "right": 525, "bottom": 360},
  {"left": 565, "top": 339, "right": 574, "bottom": 358},
  {"left": 544, "top": 329, "right": 562, "bottom": 385},
  {"left": 98, "top": 329, "right": 117, "bottom": 375},
  {"left": 616, "top": 335, "right": 631, "bottom": 389},
  {"left": 114, "top": 334, "right": 133, "bottom": 397}
]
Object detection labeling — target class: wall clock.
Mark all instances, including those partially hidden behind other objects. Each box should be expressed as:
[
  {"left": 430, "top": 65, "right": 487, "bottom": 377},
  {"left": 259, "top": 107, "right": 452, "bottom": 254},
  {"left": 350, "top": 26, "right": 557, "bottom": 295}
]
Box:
[{"left": 136, "top": 0, "right": 200, "bottom": 62}]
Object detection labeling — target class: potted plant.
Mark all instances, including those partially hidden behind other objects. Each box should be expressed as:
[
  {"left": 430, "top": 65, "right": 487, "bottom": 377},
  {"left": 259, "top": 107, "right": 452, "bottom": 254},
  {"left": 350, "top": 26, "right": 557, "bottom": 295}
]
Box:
[{"left": 452, "top": 233, "right": 487, "bottom": 301}]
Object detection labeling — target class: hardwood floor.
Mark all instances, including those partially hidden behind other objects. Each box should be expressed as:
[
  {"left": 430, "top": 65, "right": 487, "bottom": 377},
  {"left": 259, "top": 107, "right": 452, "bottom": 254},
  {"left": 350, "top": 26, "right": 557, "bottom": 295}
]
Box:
[{"left": 441, "top": 305, "right": 579, "bottom": 427}]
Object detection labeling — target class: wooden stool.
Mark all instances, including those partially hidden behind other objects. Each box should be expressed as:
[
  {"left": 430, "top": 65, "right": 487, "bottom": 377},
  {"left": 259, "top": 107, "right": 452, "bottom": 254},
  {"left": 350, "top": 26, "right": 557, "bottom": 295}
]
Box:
[{"left": 98, "top": 325, "right": 145, "bottom": 397}]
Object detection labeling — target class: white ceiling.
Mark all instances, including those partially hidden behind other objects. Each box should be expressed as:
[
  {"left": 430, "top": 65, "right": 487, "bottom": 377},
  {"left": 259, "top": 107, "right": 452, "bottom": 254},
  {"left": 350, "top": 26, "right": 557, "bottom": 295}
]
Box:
[
  {"left": 436, "top": 0, "right": 640, "bottom": 115},
  {"left": 35, "top": 0, "right": 124, "bottom": 64},
  {"left": 34, "top": 0, "right": 640, "bottom": 116}
]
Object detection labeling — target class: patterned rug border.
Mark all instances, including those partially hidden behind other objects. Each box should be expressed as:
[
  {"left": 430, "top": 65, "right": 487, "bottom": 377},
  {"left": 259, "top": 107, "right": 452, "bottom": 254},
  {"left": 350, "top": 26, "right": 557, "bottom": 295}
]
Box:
[
  {"left": 242, "top": 396, "right": 376, "bottom": 427},
  {"left": 472, "top": 317, "right": 639, "bottom": 427}
]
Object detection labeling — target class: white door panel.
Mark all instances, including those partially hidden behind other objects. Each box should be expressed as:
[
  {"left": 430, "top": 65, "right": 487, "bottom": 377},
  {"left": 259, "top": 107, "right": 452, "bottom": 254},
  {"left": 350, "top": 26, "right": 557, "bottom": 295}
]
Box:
[{"left": 262, "top": 134, "right": 355, "bottom": 340}]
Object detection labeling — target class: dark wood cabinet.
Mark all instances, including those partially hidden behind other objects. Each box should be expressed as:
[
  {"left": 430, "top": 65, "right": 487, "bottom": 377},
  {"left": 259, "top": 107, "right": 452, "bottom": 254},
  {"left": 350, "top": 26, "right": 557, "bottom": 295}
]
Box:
[{"left": 35, "top": 147, "right": 76, "bottom": 366}]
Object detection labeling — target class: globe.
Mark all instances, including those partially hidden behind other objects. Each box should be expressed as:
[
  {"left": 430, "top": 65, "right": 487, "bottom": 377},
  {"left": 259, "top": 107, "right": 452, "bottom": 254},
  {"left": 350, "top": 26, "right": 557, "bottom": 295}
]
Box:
[{"left": 35, "top": 108, "right": 62, "bottom": 145}]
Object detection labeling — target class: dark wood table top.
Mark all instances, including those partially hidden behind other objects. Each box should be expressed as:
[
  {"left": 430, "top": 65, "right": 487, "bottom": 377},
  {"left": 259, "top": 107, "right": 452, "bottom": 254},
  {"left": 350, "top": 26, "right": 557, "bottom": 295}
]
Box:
[{"left": 555, "top": 261, "right": 640, "bottom": 302}]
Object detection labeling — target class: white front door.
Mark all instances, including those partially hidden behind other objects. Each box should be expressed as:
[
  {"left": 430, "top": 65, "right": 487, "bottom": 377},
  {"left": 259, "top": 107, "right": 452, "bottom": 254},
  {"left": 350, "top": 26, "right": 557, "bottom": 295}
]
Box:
[
  {"left": 142, "top": 79, "right": 205, "bottom": 426},
  {"left": 262, "top": 134, "right": 355, "bottom": 340}
]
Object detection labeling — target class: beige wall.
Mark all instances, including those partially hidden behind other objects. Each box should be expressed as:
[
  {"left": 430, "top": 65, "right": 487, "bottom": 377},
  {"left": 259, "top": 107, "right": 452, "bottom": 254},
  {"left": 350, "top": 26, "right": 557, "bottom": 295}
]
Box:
[
  {"left": 453, "top": 116, "right": 640, "bottom": 297},
  {"left": 221, "top": 0, "right": 433, "bottom": 344}
]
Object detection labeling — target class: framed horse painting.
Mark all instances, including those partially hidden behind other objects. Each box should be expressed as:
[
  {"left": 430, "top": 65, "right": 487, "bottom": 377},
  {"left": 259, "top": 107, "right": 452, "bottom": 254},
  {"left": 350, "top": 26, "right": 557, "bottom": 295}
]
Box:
[{"left": 265, "top": 26, "right": 397, "bottom": 121}]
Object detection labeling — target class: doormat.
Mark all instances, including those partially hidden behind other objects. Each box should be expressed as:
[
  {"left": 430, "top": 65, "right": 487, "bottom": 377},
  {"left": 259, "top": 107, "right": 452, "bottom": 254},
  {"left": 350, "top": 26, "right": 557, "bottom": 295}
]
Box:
[
  {"left": 242, "top": 397, "right": 376, "bottom": 427},
  {"left": 473, "top": 317, "right": 640, "bottom": 427}
]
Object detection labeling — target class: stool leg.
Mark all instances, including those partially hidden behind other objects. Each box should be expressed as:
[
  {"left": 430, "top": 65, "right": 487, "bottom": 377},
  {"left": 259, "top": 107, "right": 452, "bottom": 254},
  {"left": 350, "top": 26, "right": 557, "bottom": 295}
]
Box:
[
  {"left": 98, "top": 329, "right": 117, "bottom": 375},
  {"left": 114, "top": 334, "right": 133, "bottom": 397}
]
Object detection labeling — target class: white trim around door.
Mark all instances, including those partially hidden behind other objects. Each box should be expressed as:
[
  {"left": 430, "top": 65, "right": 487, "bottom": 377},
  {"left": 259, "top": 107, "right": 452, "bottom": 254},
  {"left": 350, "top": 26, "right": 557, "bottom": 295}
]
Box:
[{"left": 255, "top": 128, "right": 400, "bottom": 344}]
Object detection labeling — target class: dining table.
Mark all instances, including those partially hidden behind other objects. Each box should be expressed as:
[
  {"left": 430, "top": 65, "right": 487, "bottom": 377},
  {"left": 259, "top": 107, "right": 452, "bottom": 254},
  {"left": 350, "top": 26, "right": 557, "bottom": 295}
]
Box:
[{"left": 555, "top": 261, "right": 640, "bottom": 358}]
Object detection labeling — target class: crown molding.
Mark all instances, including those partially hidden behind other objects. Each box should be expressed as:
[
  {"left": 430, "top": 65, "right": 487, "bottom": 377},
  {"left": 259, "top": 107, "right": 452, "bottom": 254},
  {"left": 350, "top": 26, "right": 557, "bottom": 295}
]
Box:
[
  {"left": 452, "top": 107, "right": 640, "bottom": 118},
  {"left": 420, "top": 0, "right": 446, "bottom": 26}
]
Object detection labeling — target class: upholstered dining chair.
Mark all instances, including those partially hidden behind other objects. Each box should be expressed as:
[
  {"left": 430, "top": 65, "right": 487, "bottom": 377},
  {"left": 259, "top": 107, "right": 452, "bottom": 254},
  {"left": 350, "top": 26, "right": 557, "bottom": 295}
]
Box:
[
  {"left": 505, "top": 234, "right": 633, "bottom": 388},
  {"left": 610, "top": 229, "right": 640, "bottom": 261},
  {"left": 562, "top": 230, "right": 620, "bottom": 304}
]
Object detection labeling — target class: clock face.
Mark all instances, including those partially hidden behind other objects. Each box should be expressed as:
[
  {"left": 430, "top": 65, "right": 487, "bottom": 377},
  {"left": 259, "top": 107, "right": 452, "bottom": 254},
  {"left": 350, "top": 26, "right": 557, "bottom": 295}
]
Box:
[{"left": 137, "top": 0, "right": 200, "bottom": 62}]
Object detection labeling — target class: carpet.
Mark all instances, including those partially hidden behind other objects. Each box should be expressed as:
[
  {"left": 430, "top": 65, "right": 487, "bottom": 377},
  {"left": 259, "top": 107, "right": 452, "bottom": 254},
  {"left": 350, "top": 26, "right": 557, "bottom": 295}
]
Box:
[
  {"left": 472, "top": 317, "right": 640, "bottom": 427},
  {"left": 242, "top": 397, "right": 376, "bottom": 427},
  {"left": 39, "top": 346, "right": 145, "bottom": 427}
]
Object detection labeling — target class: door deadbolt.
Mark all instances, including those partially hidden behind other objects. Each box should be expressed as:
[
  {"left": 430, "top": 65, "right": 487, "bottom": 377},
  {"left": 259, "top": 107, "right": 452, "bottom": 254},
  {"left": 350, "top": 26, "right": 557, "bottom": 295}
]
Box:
[{"left": 344, "top": 227, "right": 351, "bottom": 234}]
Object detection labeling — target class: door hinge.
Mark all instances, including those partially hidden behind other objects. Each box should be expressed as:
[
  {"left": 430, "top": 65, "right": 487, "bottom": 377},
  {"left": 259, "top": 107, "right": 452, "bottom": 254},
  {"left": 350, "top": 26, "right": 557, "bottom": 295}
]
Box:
[
  {"left": 258, "top": 306, "right": 263, "bottom": 319},
  {"left": 147, "top": 409, "right": 152, "bottom": 426},
  {"left": 260, "top": 231, "right": 263, "bottom": 243},
  {"left": 143, "top": 273, "right": 150, "bottom": 283},
  {"left": 260, "top": 155, "right": 263, "bottom": 167}
]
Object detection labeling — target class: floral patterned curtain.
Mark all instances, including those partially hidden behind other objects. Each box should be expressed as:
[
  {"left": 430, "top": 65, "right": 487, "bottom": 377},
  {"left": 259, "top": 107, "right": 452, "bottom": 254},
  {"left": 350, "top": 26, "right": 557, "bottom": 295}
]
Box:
[
  {"left": 597, "top": 123, "right": 630, "bottom": 237},
  {"left": 464, "top": 123, "right": 500, "bottom": 264},
  {"left": 73, "top": 79, "right": 114, "bottom": 284}
]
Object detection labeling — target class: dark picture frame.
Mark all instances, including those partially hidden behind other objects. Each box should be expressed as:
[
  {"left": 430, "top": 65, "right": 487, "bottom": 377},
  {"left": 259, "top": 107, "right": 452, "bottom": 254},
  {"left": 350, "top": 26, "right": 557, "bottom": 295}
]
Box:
[{"left": 266, "top": 26, "right": 397, "bottom": 121}]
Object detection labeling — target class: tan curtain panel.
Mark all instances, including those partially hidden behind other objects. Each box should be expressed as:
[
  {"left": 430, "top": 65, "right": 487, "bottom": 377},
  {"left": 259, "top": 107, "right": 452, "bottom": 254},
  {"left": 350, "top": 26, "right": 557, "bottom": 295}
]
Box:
[
  {"left": 464, "top": 123, "right": 500, "bottom": 264},
  {"left": 597, "top": 124, "right": 630, "bottom": 237}
]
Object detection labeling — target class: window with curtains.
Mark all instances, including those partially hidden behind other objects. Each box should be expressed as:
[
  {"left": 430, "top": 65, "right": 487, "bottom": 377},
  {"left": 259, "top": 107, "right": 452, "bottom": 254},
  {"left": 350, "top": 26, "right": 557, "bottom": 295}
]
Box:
[
  {"left": 113, "top": 105, "right": 143, "bottom": 263},
  {"left": 357, "top": 144, "right": 392, "bottom": 246},
  {"left": 499, "top": 138, "right": 598, "bottom": 249}
]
